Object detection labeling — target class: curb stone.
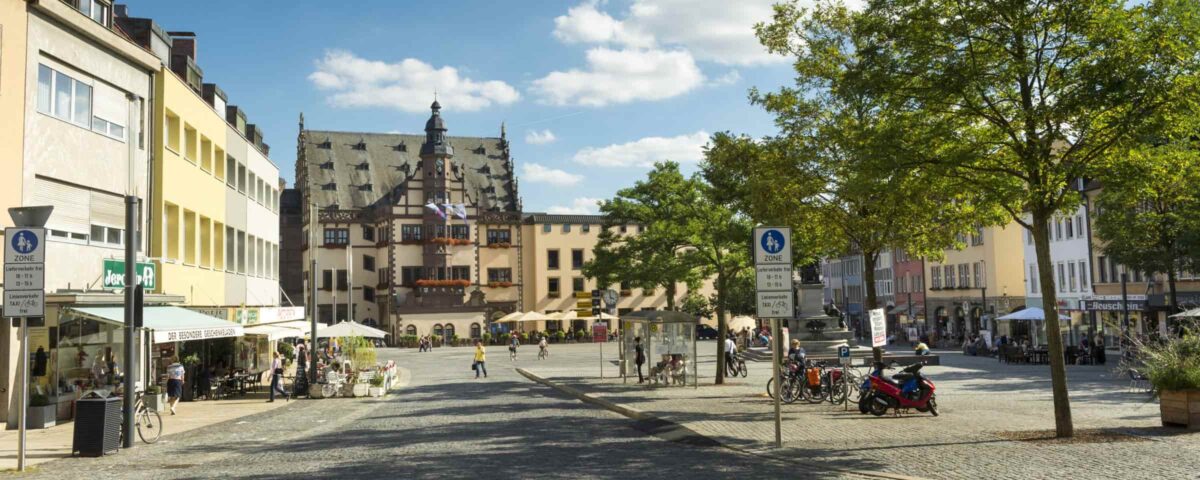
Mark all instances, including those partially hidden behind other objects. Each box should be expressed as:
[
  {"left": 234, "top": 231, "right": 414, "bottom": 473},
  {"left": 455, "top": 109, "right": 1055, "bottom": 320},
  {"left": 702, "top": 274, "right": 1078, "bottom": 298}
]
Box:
[{"left": 516, "top": 368, "right": 926, "bottom": 480}]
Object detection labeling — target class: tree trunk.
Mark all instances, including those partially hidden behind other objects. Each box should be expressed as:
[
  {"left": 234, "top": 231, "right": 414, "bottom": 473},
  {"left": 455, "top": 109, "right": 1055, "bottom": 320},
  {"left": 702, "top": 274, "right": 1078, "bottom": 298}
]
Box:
[
  {"left": 1031, "top": 211, "right": 1074, "bottom": 438},
  {"left": 863, "top": 251, "right": 883, "bottom": 363},
  {"left": 1167, "top": 267, "right": 1178, "bottom": 334},
  {"left": 715, "top": 273, "right": 728, "bottom": 385},
  {"left": 665, "top": 282, "right": 677, "bottom": 311}
]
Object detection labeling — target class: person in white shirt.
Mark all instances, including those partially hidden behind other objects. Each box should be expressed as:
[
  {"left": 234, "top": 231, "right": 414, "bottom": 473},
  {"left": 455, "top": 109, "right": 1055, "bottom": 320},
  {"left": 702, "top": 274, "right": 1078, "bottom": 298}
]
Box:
[
  {"left": 166, "top": 359, "right": 185, "bottom": 415},
  {"left": 268, "top": 352, "right": 288, "bottom": 403},
  {"left": 538, "top": 336, "right": 548, "bottom": 359},
  {"left": 724, "top": 335, "right": 738, "bottom": 370}
]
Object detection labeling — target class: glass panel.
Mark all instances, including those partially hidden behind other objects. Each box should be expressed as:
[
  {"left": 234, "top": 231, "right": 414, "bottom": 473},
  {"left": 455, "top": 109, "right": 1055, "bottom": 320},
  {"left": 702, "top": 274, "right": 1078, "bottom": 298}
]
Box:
[
  {"left": 91, "top": 225, "right": 105, "bottom": 243},
  {"left": 73, "top": 81, "right": 92, "bottom": 126},
  {"left": 37, "top": 65, "right": 53, "bottom": 113},
  {"left": 54, "top": 71, "right": 72, "bottom": 119},
  {"left": 107, "top": 227, "right": 121, "bottom": 245},
  {"left": 56, "top": 313, "right": 128, "bottom": 394},
  {"left": 110, "top": 123, "right": 124, "bottom": 140}
]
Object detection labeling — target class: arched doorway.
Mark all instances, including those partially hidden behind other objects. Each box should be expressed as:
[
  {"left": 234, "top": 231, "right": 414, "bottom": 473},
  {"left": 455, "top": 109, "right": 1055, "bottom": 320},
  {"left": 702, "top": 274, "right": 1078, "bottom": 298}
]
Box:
[
  {"left": 405, "top": 324, "right": 417, "bottom": 336},
  {"left": 470, "top": 323, "right": 481, "bottom": 339},
  {"left": 444, "top": 324, "right": 456, "bottom": 341},
  {"left": 433, "top": 324, "right": 444, "bottom": 338}
]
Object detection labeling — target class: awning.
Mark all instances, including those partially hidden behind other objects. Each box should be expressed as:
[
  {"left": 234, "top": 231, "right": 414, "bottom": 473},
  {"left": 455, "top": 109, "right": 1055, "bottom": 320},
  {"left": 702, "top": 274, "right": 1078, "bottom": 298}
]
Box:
[
  {"left": 888, "top": 304, "right": 908, "bottom": 315},
  {"left": 1170, "top": 307, "right": 1200, "bottom": 319},
  {"left": 68, "top": 306, "right": 244, "bottom": 344},
  {"left": 243, "top": 324, "right": 304, "bottom": 341}
]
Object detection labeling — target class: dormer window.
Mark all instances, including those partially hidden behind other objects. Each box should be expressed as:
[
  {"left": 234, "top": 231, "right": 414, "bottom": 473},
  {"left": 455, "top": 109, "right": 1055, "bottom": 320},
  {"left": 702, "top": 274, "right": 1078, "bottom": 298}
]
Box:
[
  {"left": 393, "top": 143, "right": 407, "bottom": 152},
  {"left": 358, "top": 184, "right": 373, "bottom": 192},
  {"left": 352, "top": 140, "right": 367, "bottom": 151},
  {"left": 317, "top": 140, "right": 332, "bottom": 149},
  {"left": 321, "top": 183, "right": 336, "bottom": 191},
  {"left": 477, "top": 165, "right": 491, "bottom": 174},
  {"left": 355, "top": 162, "right": 370, "bottom": 171},
  {"left": 319, "top": 161, "right": 334, "bottom": 170},
  {"left": 473, "top": 146, "right": 486, "bottom": 155}
]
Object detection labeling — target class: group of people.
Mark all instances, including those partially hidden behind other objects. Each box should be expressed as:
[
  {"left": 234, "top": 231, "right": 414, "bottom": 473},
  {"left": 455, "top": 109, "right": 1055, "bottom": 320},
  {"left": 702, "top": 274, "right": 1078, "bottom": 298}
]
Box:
[
  {"left": 417, "top": 335, "right": 434, "bottom": 352},
  {"left": 734, "top": 326, "right": 772, "bottom": 349}
]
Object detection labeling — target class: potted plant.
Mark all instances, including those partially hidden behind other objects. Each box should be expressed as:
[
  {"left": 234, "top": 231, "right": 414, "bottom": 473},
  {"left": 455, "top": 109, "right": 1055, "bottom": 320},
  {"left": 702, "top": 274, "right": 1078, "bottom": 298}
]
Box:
[
  {"left": 28, "top": 393, "right": 56, "bottom": 429},
  {"left": 144, "top": 384, "right": 168, "bottom": 412},
  {"left": 574, "top": 330, "right": 587, "bottom": 343},
  {"left": 368, "top": 375, "right": 386, "bottom": 397},
  {"left": 1136, "top": 329, "right": 1200, "bottom": 429},
  {"left": 555, "top": 330, "right": 566, "bottom": 343},
  {"left": 481, "top": 332, "right": 493, "bottom": 345}
]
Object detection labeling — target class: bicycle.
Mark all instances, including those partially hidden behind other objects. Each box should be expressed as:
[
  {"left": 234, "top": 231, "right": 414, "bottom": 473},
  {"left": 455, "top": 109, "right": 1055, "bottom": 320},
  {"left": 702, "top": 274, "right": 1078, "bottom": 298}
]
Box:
[
  {"left": 538, "top": 346, "right": 548, "bottom": 360},
  {"left": 726, "top": 352, "right": 748, "bottom": 378},
  {"left": 120, "top": 391, "right": 163, "bottom": 445},
  {"left": 509, "top": 346, "right": 518, "bottom": 361}
]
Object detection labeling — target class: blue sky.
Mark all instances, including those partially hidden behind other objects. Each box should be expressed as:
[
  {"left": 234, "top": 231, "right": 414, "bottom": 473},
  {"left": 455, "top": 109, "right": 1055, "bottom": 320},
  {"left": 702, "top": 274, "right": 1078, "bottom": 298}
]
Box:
[{"left": 126, "top": 0, "right": 797, "bottom": 214}]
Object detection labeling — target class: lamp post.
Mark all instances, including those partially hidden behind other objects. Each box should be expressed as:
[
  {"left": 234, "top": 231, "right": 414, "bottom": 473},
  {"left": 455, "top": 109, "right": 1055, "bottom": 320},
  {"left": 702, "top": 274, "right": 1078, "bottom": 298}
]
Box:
[{"left": 8, "top": 206, "right": 53, "bottom": 471}]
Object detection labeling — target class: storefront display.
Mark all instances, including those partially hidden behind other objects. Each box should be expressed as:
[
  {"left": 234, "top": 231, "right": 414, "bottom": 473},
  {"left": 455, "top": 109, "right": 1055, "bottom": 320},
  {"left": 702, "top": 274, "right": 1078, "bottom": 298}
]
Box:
[{"left": 55, "top": 311, "right": 126, "bottom": 398}]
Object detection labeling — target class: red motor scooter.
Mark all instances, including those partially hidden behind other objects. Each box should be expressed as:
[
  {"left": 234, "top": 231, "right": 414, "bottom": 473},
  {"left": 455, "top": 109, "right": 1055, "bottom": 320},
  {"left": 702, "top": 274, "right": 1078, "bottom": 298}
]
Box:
[{"left": 866, "top": 363, "right": 938, "bottom": 416}]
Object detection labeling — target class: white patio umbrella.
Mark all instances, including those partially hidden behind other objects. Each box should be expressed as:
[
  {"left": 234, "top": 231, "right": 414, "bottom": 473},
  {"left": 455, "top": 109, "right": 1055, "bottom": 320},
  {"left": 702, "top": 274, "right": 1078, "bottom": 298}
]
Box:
[
  {"left": 1169, "top": 307, "right": 1200, "bottom": 318},
  {"left": 554, "top": 310, "right": 579, "bottom": 322},
  {"left": 495, "top": 311, "right": 524, "bottom": 323},
  {"left": 728, "top": 315, "right": 758, "bottom": 331},
  {"left": 581, "top": 311, "right": 619, "bottom": 320},
  {"left": 996, "top": 307, "right": 1069, "bottom": 322},
  {"left": 514, "top": 311, "right": 552, "bottom": 323},
  {"left": 317, "top": 320, "right": 387, "bottom": 339}
]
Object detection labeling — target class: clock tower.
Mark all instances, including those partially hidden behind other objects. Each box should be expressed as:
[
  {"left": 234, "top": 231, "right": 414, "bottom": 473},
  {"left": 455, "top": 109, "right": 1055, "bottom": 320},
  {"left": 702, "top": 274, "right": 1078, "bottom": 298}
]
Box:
[{"left": 418, "top": 99, "right": 462, "bottom": 304}]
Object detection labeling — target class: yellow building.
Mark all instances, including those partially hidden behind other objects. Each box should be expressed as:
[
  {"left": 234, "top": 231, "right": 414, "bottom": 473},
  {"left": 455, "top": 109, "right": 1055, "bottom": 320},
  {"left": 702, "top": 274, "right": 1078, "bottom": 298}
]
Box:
[
  {"left": 0, "top": 1, "right": 26, "bottom": 231},
  {"left": 925, "top": 222, "right": 1026, "bottom": 341}
]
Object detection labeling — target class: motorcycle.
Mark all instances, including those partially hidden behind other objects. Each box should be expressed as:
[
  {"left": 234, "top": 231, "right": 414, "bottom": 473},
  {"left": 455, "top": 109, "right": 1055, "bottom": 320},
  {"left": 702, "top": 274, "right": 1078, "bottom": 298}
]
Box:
[
  {"left": 857, "top": 362, "right": 887, "bottom": 414},
  {"left": 866, "top": 362, "right": 938, "bottom": 417}
]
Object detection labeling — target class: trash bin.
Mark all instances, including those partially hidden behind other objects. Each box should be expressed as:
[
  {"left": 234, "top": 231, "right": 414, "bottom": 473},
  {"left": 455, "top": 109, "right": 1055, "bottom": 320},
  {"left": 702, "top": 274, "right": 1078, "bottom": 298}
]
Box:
[{"left": 73, "top": 393, "right": 121, "bottom": 457}]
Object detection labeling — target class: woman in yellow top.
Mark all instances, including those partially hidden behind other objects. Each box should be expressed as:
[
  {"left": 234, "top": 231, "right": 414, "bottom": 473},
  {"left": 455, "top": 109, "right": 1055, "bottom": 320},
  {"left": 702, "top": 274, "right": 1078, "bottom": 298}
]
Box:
[{"left": 474, "top": 340, "right": 488, "bottom": 378}]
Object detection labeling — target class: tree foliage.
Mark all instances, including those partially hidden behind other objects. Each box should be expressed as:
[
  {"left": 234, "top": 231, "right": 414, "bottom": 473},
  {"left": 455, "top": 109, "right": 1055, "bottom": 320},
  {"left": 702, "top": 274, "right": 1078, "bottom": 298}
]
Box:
[
  {"left": 1095, "top": 139, "right": 1200, "bottom": 311},
  {"left": 845, "top": 0, "right": 1200, "bottom": 437}
]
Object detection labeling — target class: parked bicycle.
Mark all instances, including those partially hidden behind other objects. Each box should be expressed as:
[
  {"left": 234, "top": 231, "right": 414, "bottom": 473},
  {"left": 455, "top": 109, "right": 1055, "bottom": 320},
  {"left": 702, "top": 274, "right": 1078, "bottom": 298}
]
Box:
[
  {"left": 726, "top": 352, "right": 748, "bottom": 378},
  {"left": 120, "top": 390, "right": 163, "bottom": 445}
]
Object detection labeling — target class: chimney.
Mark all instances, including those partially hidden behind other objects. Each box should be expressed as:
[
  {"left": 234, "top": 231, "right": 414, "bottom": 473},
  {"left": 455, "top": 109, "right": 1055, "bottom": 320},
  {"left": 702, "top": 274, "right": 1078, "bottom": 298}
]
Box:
[
  {"left": 167, "top": 31, "right": 197, "bottom": 60},
  {"left": 113, "top": 4, "right": 129, "bottom": 18}
]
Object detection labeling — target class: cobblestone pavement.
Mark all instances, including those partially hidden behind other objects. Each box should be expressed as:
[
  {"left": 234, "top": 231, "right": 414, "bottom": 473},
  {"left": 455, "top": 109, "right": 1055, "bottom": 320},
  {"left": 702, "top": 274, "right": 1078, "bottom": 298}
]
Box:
[
  {"left": 12, "top": 345, "right": 870, "bottom": 479},
  {"left": 526, "top": 341, "right": 1200, "bottom": 480}
]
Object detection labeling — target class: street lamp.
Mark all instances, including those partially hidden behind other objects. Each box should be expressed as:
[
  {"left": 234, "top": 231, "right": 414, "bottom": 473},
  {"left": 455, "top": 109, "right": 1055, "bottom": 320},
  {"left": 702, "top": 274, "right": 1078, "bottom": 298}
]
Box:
[{"left": 7, "top": 206, "right": 53, "bottom": 472}]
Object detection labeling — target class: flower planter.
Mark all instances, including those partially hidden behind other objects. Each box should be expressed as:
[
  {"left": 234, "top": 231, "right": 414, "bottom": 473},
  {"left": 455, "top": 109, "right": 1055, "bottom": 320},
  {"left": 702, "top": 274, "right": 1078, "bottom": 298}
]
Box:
[
  {"left": 351, "top": 383, "right": 370, "bottom": 398},
  {"left": 145, "top": 393, "right": 168, "bottom": 413},
  {"left": 27, "top": 404, "right": 56, "bottom": 429},
  {"left": 368, "top": 387, "right": 385, "bottom": 397},
  {"left": 1160, "top": 390, "right": 1200, "bottom": 429}
]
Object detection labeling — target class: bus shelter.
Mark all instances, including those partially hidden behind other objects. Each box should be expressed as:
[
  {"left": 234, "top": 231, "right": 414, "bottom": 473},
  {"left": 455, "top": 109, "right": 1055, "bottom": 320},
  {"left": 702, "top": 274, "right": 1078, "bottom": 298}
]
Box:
[{"left": 621, "top": 310, "right": 698, "bottom": 388}]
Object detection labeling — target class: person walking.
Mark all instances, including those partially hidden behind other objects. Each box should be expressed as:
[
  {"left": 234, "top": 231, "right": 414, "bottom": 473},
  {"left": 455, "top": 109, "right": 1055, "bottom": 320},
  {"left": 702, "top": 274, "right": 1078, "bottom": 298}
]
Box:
[
  {"left": 635, "top": 336, "right": 646, "bottom": 383},
  {"left": 268, "top": 351, "right": 288, "bottom": 403},
  {"left": 509, "top": 332, "right": 521, "bottom": 361},
  {"left": 473, "top": 340, "right": 488, "bottom": 378},
  {"left": 724, "top": 334, "right": 738, "bottom": 372},
  {"left": 538, "top": 335, "right": 548, "bottom": 359},
  {"left": 166, "top": 358, "right": 185, "bottom": 415},
  {"left": 1094, "top": 333, "right": 1106, "bottom": 365}
]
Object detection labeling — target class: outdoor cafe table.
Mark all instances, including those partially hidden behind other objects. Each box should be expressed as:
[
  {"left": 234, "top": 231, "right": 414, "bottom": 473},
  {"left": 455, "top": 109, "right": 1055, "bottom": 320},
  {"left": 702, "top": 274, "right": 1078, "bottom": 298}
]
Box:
[{"left": 1028, "top": 348, "right": 1050, "bottom": 365}]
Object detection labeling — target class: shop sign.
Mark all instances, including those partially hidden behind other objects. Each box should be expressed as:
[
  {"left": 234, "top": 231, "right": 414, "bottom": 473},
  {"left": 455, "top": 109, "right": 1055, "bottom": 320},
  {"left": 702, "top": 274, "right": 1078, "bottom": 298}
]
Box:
[
  {"left": 1082, "top": 300, "right": 1145, "bottom": 311},
  {"left": 154, "top": 326, "right": 242, "bottom": 344},
  {"left": 101, "top": 259, "right": 156, "bottom": 290}
]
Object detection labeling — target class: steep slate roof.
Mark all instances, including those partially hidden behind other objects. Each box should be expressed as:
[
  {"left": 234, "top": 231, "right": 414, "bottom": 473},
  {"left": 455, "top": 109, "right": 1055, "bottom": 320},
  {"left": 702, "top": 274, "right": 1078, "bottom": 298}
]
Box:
[{"left": 299, "top": 130, "right": 518, "bottom": 212}]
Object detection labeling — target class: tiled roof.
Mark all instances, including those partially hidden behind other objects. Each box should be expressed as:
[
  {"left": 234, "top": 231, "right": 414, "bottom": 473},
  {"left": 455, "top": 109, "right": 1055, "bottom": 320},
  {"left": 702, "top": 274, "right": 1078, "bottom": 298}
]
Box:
[{"left": 299, "top": 130, "right": 518, "bottom": 212}]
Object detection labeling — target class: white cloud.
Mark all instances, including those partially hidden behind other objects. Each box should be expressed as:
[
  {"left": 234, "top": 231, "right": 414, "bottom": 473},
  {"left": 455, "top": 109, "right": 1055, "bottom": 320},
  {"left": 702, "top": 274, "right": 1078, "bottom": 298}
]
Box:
[
  {"left": 525, "top": 129, "right": 557, "bottom": 145},
  {"left": 710, "top": 69, "right": 741, "bottom": 86},
  {"left": 553, "top": 2, "right": 653, "bottom": 47},
  {"left": 522, "top": 163, "right": 583, "bottom": 186},
  {"left": 551, "top": 1, "right": 789, "bottom": 67},
  {"left": 572, "top": 131, "right": 709, "bottom": 168},
  {"left": 548, "top": 197, "right": 602, "bottom": 215},
  {"left": 531, "top": 48, "right": 704, "bottom": 107},
  {"left": 308, "top": 50, "right": 519, "bottom": 113}
]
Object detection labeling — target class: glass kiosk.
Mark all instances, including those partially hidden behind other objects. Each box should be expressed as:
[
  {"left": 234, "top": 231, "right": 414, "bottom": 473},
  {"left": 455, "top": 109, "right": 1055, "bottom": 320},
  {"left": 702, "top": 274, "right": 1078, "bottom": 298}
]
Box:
[{"left": 621, "top": 310, "right": 698, "bottom": 388}]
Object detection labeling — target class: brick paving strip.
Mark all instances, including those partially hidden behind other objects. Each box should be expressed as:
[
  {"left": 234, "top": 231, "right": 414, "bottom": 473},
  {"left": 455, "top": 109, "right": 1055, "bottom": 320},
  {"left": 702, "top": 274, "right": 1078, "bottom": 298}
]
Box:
[{"left": 520, "top": 343, "right": 1200, "bottom": 480}]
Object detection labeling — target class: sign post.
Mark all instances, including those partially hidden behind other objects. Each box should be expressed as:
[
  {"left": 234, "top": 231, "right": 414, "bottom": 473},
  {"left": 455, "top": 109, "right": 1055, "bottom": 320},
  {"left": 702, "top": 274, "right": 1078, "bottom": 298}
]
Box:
[
  {"left": 754, "top": 226, "right": 792, "bottom": 449},
  {"left": 5, "top": 226, "right": 47, "bottom": 472},
  {"left": 870, "top": 308, "right": 887, "bottom": 348}
]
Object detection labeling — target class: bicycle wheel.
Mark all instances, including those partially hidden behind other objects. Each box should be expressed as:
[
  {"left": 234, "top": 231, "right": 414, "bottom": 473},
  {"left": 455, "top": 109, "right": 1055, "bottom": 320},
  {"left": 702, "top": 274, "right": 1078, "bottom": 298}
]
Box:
[
  {"left": 782, "top": 377, "right": 803, "bottom": 404},
  {"left": 136, "top": 408, "right": 163, "bottom": 444},
  {"left": 828, "top": 377, "right": 848, "bottom": 404},
  {"left": 766, "top": 377, "right": 776, "bottom": 398},
  {"left": 737, "top": 360, "right": 748, "bottom": 377}
]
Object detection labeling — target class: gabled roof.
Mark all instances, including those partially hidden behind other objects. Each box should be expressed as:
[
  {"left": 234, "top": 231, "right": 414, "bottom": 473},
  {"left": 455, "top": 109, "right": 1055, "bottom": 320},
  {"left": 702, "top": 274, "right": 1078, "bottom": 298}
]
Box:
[{"left": 299, "top": 130, "right": 518, "bottom": 212}]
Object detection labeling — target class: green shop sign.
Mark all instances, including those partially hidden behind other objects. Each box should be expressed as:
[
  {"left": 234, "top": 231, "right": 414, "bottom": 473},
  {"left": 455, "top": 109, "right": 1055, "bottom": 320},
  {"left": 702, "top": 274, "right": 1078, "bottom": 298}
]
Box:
[{"left": 102, "top": 259, "right": 156, "bottom": 290}]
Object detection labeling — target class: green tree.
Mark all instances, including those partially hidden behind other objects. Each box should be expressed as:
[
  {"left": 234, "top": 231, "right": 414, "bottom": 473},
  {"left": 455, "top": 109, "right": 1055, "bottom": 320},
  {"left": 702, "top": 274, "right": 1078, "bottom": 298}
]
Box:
[
  {"left": 583, "top": 163, "right": 703, "bottom": 310},
  {"left": 1096, "top": 139, "right": 1200, "bottom": 320},
  {"left": 850, "top": 0, "right": 1200, "bottom": 437},
  {"left": 709, "top": 0, "right": 986, "bottom": 363}
]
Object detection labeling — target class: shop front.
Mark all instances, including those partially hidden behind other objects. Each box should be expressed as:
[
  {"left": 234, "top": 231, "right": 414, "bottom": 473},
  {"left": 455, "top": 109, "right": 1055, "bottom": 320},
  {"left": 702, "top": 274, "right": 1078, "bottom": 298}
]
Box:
[{"left": 1081, "top": 296, "right": 1149, "bottom": 346}]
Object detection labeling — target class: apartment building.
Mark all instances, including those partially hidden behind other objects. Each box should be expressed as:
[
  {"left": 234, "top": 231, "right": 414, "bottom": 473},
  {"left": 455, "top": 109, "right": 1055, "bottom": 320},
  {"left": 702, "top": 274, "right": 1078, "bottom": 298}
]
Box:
[
  {"left": 925, "top": 223, "right": 1026, "bottom": 341},
  {"left": 1, "top": 0, "right": 159, "bottom": 427},
  {"left": 1023, "top": 183, "right": 1094, "bottom": 346},
  {"left": 891, "top": 249, "right": 926, "bottom": 332}
]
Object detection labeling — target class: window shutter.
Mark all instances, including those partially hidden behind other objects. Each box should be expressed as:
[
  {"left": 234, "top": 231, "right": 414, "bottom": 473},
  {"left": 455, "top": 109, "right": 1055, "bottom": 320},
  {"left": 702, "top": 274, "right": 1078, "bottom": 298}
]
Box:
[
  {"left": 92, "top": 82, "right": 127, "bottom": 126},
  {"left": 31, "top": 178, "right": 90, "bottom": 234},
  {"left": 90, "top": 190, "right": 125, "bottom": 228}
]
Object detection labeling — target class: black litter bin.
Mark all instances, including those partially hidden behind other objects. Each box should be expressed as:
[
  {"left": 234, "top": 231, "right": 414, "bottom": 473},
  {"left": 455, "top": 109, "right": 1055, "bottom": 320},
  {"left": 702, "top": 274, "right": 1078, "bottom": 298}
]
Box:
[{"left": 73, "top": 394, "right": 121, "bottom": 456}]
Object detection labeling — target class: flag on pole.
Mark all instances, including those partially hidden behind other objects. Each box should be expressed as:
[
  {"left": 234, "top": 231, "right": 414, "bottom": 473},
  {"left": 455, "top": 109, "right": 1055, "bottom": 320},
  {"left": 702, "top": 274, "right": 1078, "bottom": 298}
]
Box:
[
  {"left": 452, "top": 203, "right": 468, "bottom": 220},
  {"left": 425, "top": 202, "right": 445, "bottom": 219},
  {"left": 443, "top": 203, "right": 455, "bottom": 221}
]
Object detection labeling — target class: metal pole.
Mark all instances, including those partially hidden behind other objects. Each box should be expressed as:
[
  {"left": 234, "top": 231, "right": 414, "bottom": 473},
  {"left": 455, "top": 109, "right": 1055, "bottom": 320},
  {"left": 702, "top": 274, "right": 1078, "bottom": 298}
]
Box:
[
  {"left": 123, "top": 195, "right": 139, "bottom": 448},
  {"left": 771, "top": 317, "right": 782, "bottom": 448},
  {"left": 17, "top": 316, "right": 27, "bottom": 470},
  {"left": 1121, "top": 272, "right": 1129, "bottom": 357},
  {"left": 310, "top": 201, "right": 319, "bottom": 384}
]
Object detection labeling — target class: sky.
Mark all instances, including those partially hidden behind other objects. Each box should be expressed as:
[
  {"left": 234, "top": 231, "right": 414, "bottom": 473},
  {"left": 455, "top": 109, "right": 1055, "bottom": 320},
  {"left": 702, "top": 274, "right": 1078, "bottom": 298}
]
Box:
[{"left": 125, "top": 0, "right": 798, "bottom": 214}]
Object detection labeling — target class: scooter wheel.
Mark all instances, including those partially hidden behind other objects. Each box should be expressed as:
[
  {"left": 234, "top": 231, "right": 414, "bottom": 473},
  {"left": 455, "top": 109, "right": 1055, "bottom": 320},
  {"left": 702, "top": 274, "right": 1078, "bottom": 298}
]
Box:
[
  {"left": 928, "top": 397, "right": 939, "bottom": 417},
  {"left": 869, "top": 397, "right": 889, "bottom": 417},
  {"left": 858, "top": 394, "right": 870, "bottom": 414}
]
